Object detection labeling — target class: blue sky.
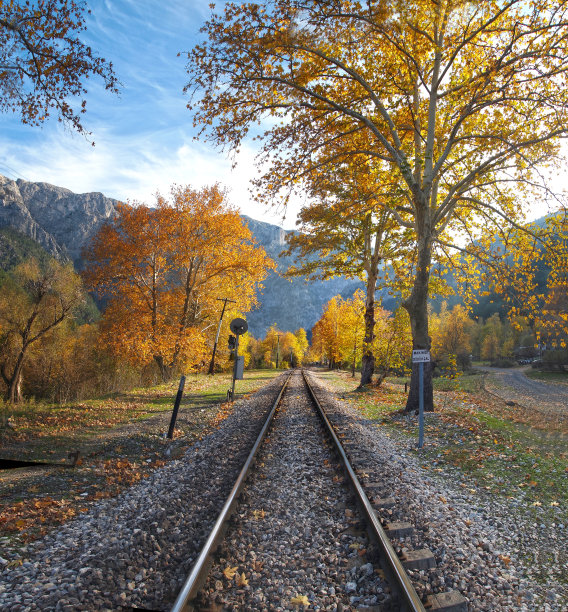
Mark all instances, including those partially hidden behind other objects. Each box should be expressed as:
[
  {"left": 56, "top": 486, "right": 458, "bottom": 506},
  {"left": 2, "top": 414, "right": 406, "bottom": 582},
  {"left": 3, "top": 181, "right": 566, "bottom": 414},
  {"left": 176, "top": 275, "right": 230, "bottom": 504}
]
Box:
[{"left": 0, "top": 0, "right": 301, "bottom": 229}]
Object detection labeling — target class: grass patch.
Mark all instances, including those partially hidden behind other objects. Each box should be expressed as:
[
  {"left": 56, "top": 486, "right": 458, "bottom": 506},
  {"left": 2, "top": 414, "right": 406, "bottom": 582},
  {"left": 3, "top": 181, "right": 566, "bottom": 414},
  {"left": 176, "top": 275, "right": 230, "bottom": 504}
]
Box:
[{"left": 525, "top": 369, "right": 568, "bottom": 385}]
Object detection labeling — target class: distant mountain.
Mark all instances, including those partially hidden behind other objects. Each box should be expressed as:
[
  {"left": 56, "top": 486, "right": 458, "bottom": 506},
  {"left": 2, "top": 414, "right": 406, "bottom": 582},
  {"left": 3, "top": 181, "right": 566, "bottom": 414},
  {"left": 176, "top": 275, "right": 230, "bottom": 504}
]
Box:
[
  {"left": 0, "top": 175, "right": 117, "bottom": 266},
  {"left": 0, "top": 226, "right": 54, "bottom": 271},
  {"left": 0, "top": 176, "right": 357, "bottom": 337}
]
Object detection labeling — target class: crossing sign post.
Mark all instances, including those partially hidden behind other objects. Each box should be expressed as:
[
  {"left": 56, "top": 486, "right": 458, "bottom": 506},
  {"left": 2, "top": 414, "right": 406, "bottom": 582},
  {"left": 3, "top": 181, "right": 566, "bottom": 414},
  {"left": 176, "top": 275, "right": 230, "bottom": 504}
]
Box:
[{"left": 412, "top": 350, "right": 431, "bottom": 448}]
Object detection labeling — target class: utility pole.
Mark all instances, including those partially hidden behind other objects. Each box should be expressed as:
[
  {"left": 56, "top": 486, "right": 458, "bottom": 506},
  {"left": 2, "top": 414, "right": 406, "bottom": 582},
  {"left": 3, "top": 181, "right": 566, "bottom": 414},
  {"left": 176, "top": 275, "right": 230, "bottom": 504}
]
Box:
[
  {"left": 208, "top": 297, "right": 236, "bottom": 374},
  {"left": 275, "top": 333, "right": 281, "bottom": 369}
]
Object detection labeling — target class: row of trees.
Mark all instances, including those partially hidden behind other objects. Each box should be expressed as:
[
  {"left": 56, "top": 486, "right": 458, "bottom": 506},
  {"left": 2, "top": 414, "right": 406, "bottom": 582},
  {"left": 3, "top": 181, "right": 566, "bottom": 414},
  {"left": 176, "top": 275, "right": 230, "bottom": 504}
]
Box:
[
  {"left": 311, "top": 295, "right": 566, "bottom": 382},
  {"left": 246, "top": 326, "right": 309, "bottom": 369},
  {"left": 0, "top": 185, "right": 274, "bottom": 403}
]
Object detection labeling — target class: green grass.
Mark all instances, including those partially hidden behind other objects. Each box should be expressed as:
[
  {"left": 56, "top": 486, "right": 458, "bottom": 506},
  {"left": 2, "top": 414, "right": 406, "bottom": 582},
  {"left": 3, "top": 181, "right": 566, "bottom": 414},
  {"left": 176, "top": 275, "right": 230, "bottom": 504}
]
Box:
[
  {"left": 0, "top": 369, "right": 281, "bottom": 461},
  {"left": 525, "top": 369, "right": 568, "bottom": 384}
]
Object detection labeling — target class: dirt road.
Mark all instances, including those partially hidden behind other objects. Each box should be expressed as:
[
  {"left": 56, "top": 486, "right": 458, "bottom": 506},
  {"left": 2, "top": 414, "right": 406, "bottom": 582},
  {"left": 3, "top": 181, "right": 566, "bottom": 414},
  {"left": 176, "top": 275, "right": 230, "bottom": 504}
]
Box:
[{"left": 482, "top": 366, "right": 568, "bottom": 421}]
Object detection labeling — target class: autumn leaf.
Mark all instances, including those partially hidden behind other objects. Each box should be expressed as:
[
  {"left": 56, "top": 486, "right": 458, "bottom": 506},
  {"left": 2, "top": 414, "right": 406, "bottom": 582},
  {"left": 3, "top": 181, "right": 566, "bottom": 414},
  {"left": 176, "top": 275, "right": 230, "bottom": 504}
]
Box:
[
  {"left": 290, "top": 595, "right": 310, "bottom": 606},
  {"left": 223, "top": 566, "right": 238, "bottom": 580},
  {"left": 252, "top": 509, "right": 265, "bottom": 520},
  {"left": 235, "top": 572, "right": 248, "bottom": 587}
]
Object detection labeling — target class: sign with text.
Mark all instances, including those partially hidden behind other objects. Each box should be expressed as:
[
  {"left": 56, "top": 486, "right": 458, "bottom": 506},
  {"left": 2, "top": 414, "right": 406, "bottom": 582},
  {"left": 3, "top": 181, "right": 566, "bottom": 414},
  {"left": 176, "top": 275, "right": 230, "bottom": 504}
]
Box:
[{"left": 412, "top": 349, "right": 431, "bottom": 363}]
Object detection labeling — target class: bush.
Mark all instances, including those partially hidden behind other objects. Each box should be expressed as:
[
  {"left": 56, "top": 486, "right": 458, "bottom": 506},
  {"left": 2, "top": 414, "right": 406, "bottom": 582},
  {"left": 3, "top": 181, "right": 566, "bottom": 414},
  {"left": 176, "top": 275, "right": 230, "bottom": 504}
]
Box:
[
  {"left": 540, "top": 349, "right": 568, "bottom": 371},
  {"left": 490, "top": 358, "right": 516, "bottom": 368}
]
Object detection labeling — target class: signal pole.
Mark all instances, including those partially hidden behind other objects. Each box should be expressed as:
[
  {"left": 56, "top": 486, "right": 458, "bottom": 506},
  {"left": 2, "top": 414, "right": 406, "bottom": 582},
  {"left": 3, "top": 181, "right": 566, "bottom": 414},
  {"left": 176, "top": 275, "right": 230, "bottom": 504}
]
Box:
[
  {"left": 275, "top": 333, "right": 281, "bottom": 369},
  {"left": 208, "top": 297, "right": 236, "bottom": 374}
]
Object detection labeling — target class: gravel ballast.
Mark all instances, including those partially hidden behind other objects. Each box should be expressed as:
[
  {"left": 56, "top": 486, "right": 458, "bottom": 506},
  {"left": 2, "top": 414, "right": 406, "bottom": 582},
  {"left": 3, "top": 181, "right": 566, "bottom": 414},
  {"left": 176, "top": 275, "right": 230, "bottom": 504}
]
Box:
[
  {"left": 195, "top": 370, "right": 393, "bottom": 611},
  {"left": 305, "top": 370, "right": 567, "bottom": 612},
  {"left": 0, "top": 369, "right": 565, "bottom": 611}
]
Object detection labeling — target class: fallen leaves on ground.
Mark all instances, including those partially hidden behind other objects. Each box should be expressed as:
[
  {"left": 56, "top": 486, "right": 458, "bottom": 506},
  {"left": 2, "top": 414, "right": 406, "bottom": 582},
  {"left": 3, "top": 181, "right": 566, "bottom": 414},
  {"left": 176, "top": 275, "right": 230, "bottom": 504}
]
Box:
[
  {"left": 0, "top": 496, "right": 84, "bottom": 540},
  {"left": 290, "top": 594, "right": 310, "bottom": 606},
  {"left": 223, "top": 566, "right": 238, "bottom": 580}
]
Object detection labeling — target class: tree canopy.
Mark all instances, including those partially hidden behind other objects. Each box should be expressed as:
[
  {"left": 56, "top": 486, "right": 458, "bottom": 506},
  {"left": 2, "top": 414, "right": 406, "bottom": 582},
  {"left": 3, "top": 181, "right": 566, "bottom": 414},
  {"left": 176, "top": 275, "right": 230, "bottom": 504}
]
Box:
[
  {"left": 185, "top": 0, "right": 568, "bottom": 410},
  {"left": 83, "top": 184, "right": 274, "bottom": 380},
  {"left": 0, "top": 257, "right": 85, "bottom": 402},
  {"left": 0, "top": 0, "right": 118, "bottom": 134}
]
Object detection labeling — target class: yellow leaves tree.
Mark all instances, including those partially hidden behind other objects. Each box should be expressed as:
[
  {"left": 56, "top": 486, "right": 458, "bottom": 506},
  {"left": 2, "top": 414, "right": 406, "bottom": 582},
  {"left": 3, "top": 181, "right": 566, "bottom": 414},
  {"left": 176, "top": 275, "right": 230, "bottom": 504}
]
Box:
[
  {"left": 312, "top": 290, "right": 411, "bottom": 383},
  {"left": 457, "top": 212, "right": 568, "bottom": 360},
  {"left": 83, "top": 185, "right": 273, "bottom": 380},
  {"left": 185, "top": 0, "right": 568, "bottom": 412},
  {"left": 0, "top": 0, "right": 118, "bottom": 134},
  {"left": 284, "top": 156, "right": 413, "bottom": 387},
  {"left": 0, "top": 258, "right": 85, "bottom": 402},
  {"left": 255, "top": 325, "right": 307, "bottom": 368},
  {"left": 430, "top": 303, "right": 474, "bottom": 372}
]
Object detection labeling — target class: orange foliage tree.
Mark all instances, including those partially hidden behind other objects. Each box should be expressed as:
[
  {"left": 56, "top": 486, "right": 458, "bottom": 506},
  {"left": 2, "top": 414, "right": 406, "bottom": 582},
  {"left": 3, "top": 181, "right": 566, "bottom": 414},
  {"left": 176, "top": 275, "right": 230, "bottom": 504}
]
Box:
[{"left": 83, "top": 185, "right": 273, "bottom": 380}]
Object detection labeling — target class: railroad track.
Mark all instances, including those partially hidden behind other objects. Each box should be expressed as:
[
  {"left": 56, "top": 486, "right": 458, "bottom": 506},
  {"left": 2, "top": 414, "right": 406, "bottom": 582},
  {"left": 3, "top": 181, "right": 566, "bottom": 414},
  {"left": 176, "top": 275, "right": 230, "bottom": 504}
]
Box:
[{"left": 159, "top": 369, "right": 467, "bottom": 612}]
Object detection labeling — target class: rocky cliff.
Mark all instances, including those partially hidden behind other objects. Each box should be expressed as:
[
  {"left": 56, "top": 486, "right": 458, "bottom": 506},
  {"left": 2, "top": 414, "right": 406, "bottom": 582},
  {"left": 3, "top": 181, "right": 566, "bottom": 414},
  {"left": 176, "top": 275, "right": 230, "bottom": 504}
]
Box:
[
  {"left": 0, "top": 175, "right": 117, "bottom": 266},
  {"left": 0, "top": 176, "right": 358, "bottom": 337}
]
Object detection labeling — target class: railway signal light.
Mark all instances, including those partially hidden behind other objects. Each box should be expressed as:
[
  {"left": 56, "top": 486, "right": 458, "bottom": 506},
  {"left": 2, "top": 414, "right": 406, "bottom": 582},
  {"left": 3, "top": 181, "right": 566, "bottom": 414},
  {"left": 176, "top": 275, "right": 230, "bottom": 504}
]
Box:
[{"left": 228, "top": 334, "right": 236, "bottom": 350}]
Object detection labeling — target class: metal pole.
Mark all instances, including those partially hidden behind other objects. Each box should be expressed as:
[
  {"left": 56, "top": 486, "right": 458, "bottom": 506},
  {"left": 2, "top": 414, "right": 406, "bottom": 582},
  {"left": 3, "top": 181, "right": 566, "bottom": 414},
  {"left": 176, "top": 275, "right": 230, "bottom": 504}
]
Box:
[
  {"left": 276, "top": 334, "right": 280, "bottom": 369},
  {"left": 231, "top": 333, "right": 239, "bottom": 400},
  {"left": 208, "top": 298, "right": 236, "bottom": 375},
  {"left": 418, "top": 362, "right": 424, "bottom": 448},
  {"left": 167, "top": 375, "right": 186, "bottom": 439}
]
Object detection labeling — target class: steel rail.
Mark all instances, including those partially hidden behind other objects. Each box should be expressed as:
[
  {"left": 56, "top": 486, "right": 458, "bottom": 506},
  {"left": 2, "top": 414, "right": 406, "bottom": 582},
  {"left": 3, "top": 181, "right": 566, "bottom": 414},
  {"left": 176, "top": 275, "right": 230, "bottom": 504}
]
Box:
[
  {"left": 170, "top": 372, "right": 292, "bottom": 612},
  {"left": 301, "top": 369, "right": 426, "bottom": 612}
]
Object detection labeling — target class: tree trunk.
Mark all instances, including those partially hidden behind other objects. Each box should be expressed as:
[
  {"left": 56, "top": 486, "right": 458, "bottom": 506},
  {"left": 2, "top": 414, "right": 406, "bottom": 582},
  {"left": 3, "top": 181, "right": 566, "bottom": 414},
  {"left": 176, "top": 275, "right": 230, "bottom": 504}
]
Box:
[
  {"left": 359, "top": 261, "right": 378, "bottom": 387},
  {"left": 403, "top": 223, "right": 434, "bottom": 412},
  {"left": 154, "top": 355, "right": 171, "bottom": 382},
  {"left": 6, "top": 361, "right": 24, "bottom": 403}
]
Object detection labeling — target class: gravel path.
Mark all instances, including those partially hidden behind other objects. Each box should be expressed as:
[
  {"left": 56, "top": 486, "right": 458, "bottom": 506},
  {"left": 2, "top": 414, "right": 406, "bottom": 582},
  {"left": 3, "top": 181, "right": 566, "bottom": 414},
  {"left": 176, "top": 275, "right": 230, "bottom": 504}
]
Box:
[
  {"left": 482, "top": 367, "right": 568, "bottom": 421},
  {"left": 195, "top": 370, "right": 393, "bottom": 611}
]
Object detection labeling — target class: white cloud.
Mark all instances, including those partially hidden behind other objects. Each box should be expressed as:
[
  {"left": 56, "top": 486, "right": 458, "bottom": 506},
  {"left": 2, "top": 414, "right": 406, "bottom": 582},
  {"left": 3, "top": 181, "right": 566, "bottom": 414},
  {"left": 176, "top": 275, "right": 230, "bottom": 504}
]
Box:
[{"left": 0, "top": 124, "right": 302, "bottom": 228}]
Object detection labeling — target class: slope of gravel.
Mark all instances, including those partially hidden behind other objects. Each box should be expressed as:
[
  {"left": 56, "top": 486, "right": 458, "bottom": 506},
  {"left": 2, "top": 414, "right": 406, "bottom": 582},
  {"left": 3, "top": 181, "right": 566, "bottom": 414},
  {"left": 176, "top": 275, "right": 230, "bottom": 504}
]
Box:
[
  {"left": 0, "top": 375, "right": 288, "bottom": 612},
  {"left": 305, "top": 370, "right": 567, "bottom": 612}
]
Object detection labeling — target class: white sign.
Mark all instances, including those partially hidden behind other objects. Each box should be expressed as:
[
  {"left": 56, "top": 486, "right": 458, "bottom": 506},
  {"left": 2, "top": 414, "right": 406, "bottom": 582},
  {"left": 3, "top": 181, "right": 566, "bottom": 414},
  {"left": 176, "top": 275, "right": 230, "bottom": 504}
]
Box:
[{"left": 412, "top": 350, "right": 431, "bottom": 363}]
